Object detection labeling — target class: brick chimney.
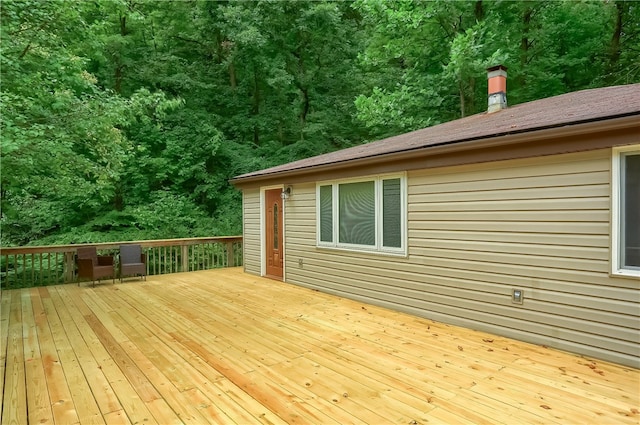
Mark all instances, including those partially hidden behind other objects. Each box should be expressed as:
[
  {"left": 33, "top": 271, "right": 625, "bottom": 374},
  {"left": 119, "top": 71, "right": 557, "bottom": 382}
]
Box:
[{"left": 487, "top": 65, "right": 507, "bottom": 113}]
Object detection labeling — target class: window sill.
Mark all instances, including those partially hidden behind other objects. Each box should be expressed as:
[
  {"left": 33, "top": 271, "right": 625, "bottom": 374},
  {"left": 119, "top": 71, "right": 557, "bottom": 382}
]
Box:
[
  {"left": 610, "top": 269, "right": 640, "bottom": 279},
  {"left": 316, "top": 245, "right": 408, "bottom": 258}
]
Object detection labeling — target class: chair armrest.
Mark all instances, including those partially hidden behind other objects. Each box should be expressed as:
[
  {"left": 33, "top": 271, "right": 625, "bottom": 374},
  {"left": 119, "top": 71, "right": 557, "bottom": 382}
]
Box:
[
  {"left": 141, "top": 253, "right": 147, "bottom": 265},
  {"left": 97, "top": 255, "right": 114, "bottom": 266}
]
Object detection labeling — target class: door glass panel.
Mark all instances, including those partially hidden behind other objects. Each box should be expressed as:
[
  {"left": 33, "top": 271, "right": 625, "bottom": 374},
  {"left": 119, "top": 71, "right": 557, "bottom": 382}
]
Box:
[{"left": 273, "top": 203, "right": 279, "bottom": 249}]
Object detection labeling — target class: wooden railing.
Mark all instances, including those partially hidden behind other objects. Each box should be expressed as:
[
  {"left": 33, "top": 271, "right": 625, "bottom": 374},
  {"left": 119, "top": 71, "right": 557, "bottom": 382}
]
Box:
[{"left": 0, "top": 236, "right": 243, "bottom": 289}]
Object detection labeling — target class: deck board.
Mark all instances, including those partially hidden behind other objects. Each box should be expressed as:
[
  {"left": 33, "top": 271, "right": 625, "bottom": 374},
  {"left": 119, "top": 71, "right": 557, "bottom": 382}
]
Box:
[{"left": 1, "top": 267, "right": 639, "bottom": 424}]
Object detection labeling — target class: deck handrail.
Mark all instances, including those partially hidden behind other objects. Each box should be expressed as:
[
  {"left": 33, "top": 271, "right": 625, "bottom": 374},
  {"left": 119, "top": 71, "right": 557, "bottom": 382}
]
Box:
[
  {"left": 1, "top": 236, "right": 243, "bottom": 289},
  {"left": 0, "top": 236, "right": 243, "bottom": 254}
]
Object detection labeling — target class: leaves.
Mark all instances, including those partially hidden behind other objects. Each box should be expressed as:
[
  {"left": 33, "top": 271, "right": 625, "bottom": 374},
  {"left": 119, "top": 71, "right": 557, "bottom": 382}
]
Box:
[{"left": 2, "top": 0, "right": 638, "bottom": 246}]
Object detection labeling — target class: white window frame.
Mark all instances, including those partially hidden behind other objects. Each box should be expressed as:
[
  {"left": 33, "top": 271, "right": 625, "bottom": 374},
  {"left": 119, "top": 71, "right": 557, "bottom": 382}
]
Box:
[
  {"left": 611, "top": 145, "right": 640, "bottom": 278},
  {"left": 316, "top": 173, "right": 407, "bottom": 256}
]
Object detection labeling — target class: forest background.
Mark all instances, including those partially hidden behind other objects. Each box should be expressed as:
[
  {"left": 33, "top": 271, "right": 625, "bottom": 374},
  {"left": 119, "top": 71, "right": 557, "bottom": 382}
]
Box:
[{"left": 2, "top": 0, "right": 639, "bottom": 247}]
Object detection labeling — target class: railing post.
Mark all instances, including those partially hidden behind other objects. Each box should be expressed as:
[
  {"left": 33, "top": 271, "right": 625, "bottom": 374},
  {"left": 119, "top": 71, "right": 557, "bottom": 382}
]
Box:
[
  {"left": 226, "top": 241, "right": 235, "bottom": 267},
  {"left": 181, "top": 245, "right": 189, "bottom": 272},
  {"left": 63, "top": 251, "right": 75, "bottom": 283},
  {"left": 1, "top": 236, "right": 242, "bottom": 287}
]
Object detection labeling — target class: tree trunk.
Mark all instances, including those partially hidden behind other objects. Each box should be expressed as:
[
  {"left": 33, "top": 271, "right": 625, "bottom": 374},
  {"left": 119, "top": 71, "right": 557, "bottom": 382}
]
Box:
[
  {"left": 474, "top": 1, "right": 484, "bottom": 22},
  {"left": 229, "top": 61, "right": 237, "bottom": 89},
  {"left": 113, "top": 184, "right": 124, "bottom": 212},
  {"left": 253, "top": 71, "right": 260, "bottom": 145},
  {"left": 300, "top": 87, "right": 309, "bottom": 141},
  {"left": 120, "top": 15, "right": 127, "bottom": 36},
  {"left": 609, "top": 1, "right": 625, "bottom": 69},
  {"left": 459, "top": 80, "right": 466, "bottom": 118},
  {"left": 519, "top": 6, "right": 533, "bottom": 88},
  {"left": 115, "top": 14, "right": 127, "bottom": 94}
]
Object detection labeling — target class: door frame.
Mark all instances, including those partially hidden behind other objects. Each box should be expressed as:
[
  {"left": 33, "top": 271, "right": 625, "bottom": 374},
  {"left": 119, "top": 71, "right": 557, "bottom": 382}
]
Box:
[{"left": 260, "top": 185, "right": 285, "bottom": 280}]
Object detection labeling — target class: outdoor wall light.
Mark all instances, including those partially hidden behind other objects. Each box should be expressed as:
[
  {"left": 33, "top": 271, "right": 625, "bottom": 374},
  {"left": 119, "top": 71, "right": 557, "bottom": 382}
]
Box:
[{"left": 281, "top": 186, "right": 292, "bottom": 200}]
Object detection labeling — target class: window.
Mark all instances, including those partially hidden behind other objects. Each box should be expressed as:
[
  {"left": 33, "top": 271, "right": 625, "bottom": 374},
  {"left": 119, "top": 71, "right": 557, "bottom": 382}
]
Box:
[
  {"left": 317, "top": 174, "right": 406, "bottom": 254},
  {"left": 612, "top": 146, "right": 640, "bottom": 277}
]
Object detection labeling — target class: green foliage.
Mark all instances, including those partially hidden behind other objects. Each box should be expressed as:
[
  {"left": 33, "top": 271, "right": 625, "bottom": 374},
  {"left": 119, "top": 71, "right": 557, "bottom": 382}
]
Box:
[
  {"left": 1, "top": 0, "right": 638, "bottom": 247},
  {"left": 353, "top": 0, "right": 640, "bottom": 131}
]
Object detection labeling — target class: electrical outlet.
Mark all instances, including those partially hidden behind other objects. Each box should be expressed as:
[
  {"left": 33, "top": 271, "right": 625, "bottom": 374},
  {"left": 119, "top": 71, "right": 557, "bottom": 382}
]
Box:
[
  {"left": 298, "top": 258, "right": 304, "bottom": 268},
  {"left": 512, "top": 289, "right": 524, "bottom": 304}
]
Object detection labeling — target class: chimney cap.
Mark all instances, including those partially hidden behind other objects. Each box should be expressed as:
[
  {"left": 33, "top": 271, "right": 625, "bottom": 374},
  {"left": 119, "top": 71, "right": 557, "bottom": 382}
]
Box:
[{"left": 487, "top": 64, "right": 508, "bottom": 72}]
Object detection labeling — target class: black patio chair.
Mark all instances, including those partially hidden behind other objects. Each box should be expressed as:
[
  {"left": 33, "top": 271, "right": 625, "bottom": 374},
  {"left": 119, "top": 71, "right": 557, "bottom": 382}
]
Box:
[{"left": 119, "top": 244, "right": 147, "bottom": 282}]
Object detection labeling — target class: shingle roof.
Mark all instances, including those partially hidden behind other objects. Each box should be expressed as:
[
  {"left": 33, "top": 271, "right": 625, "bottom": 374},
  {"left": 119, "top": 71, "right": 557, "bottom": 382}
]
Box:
[{"left": 232, "top": 83, "right": 640, "bottom": 182}]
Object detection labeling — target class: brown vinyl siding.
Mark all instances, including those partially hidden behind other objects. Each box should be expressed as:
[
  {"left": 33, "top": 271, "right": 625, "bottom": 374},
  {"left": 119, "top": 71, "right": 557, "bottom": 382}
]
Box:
[
  {"left": 282, "top": 149, "right": 639, "bottom": 368},
  {"left": 242, "top": 188, "right": 261, "bottom": 275}
]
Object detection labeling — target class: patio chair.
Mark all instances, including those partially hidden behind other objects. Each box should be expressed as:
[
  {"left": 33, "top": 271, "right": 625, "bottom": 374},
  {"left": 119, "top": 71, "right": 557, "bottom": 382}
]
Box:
[
  {"left": 76, "top": 246, "right": 115, "bottom": 287},
  {"left": 119, "top": 244, "right": 147, "bottom": 282}
]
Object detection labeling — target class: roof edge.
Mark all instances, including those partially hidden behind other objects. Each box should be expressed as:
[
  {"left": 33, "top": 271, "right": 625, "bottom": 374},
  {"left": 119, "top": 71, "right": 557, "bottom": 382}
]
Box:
[{"left": 231, "top": 113, "right": 639, "bottom": 187}]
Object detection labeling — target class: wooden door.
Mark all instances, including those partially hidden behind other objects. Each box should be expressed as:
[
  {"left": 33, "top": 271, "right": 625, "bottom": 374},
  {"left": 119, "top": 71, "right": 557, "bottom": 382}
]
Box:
[{"left": 265, "top": 189, "right": 284, "bottom": 279}]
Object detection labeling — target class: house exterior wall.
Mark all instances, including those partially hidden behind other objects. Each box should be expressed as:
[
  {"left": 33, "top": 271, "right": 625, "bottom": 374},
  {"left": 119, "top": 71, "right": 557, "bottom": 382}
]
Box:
[
  {"left": 242, "top": 188, "right": 261, "bottom": 275},
  {"left": 242, "top": 149, "right": 639, "bottom": 367}
]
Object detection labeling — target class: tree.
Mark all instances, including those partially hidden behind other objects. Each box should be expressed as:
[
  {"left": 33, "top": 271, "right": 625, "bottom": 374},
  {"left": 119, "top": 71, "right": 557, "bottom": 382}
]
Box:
[
  {"left": 2, "top": 0, "right": 638, "bottom": 246},
  {"left": 1, "top": 0, "right": 182, "bottom": 244},
  {"left": 1, "top": 0, "right": 131, "bottom": 243},
  {"left": 353, "top": 0, "right": 639, "bottom": 136}
]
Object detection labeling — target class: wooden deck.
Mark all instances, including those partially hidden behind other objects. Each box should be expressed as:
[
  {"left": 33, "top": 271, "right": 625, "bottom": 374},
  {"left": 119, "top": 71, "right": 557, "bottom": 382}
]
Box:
[{"left": 1, "top": 268, "right": 638, "bottom": 424}]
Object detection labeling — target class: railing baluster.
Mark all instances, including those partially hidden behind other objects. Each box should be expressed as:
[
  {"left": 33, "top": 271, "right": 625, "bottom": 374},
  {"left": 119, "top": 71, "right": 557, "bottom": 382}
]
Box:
[
  {"left": 162, "top": 246, "right": 165, "bottom": 274},
  {"left": 46, "top": 253, "right": 50, "bottom": 286},
  {"left": 226, "top": 241, "right": 234, "bottom": 267},
  {"left": 21, "top": 254, "right": 25, "bottom": 287},
  {"left": 1, "top": 236, "right": 242, "bottom": 288},
  {"left": 1, "top": 254, "right": 7, "bottom": 289},
  {"left": 37, "top": 253, "right": 42, "bottom": 285},
  {"left": 12, "top": 254, "right": 16, "bottom": 289}
]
